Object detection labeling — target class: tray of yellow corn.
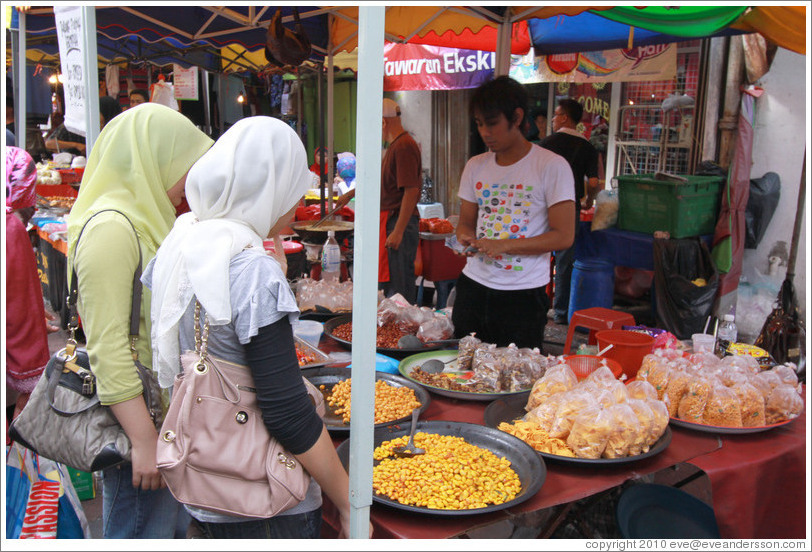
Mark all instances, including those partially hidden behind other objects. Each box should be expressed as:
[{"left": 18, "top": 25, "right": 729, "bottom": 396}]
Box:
[
  {"left": 335, "top": 420, "right": 545, "bottom": 515},
  {"left": 302, "top": 366, "right": 430, "bottom": 434}
]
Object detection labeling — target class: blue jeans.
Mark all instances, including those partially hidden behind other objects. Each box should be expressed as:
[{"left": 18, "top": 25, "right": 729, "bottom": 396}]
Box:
[
  {"left": 553, "top": 211, "right": 582, "bottom": 320},
  {"left": 101, "top": 463, "right": 187, "bottom": 539},
  {"left": 197, "top": 508, "right": 322, "bottom": 539}
]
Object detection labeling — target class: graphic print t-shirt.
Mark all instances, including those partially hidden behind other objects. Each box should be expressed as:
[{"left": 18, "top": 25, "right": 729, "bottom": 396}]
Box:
[{"left": 457, "top": 145, "right": 574, "bottom": 290}]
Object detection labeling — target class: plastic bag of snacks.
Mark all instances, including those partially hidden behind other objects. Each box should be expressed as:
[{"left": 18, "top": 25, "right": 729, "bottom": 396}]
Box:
[
  {"left": 525, "top": 365, "right": 578, "bottom": 411},
  {"left": 567, "top": 405, "right": 614, "bottom": 459},
  {"left": 703, "top": 383, "right": 743, "bottom": 427},
  {"left": 603, "top": 403, "right": 645, "bottom": 459},
  {"left": 764, "top": 384, "right": 804, "bottom": 424}
]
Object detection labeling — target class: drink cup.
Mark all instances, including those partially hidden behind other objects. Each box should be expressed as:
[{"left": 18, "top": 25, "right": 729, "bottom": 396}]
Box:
[{"left": 692, "top": 333, "right": 715, "bottom": 354}]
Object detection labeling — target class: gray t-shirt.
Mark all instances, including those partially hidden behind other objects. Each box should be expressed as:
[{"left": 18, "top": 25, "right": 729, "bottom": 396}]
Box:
[{"left": 144, "top": 249, "right": 322, "bottom": 523}]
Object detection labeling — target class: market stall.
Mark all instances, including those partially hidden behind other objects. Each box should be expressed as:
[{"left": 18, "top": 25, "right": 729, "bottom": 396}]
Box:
[{"left": 309, "top": 335, "right": 806, "bottom": 540}]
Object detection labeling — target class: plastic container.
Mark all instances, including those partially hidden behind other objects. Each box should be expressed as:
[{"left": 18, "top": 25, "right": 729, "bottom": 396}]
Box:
[
  {"left": 320, "top": 231, "right": 341, "bottom": 283},
  {"left": 595, "top": 329, "right": 655, "bottom": 379},
  {"left": 691, "top": 333, "right": 715, "bottom": 354},
  {"left": 616, "top": 174, "right": 724, "bottom": 238},
  {"left": 715, "top": 314, "right": 737, "bottom": 357},
  {"left": 293, "top": 320, "right": 324, "bottom": 348},
  {"left": 568, "top": 259, "right": 615, "bottom": 322},
  {"left": 563, "top": 355, "right": 623, "bottom": 381}
]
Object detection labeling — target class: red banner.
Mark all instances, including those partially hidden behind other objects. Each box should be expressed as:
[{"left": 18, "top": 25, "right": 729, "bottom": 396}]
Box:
[{"left": 383, "top": 43, "right": 495, "bottom": 91}]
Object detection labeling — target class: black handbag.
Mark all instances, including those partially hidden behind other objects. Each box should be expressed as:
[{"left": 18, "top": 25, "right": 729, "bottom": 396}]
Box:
[{"left": 9, "top": 210, "right": 164, "bottom": 472}]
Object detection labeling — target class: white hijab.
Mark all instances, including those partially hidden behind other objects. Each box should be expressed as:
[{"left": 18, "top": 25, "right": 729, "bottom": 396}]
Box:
[{"left": 148, "top": 117, "right": 311, "bottom": 387}]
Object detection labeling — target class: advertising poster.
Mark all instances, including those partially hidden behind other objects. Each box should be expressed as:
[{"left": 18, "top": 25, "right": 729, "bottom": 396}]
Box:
[
  {"left": 383, "top": 43, "right": 495, "bottom": 91},
  {"left": 538, "top": 44, "right": 677, "bottom": 83},
  {"left": 54, "top": 6, "right": 87, "bottom": 136}
]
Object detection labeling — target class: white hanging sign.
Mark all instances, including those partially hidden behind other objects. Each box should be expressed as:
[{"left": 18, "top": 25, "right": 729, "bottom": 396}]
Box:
[
  {"left": 54, "top": 6, "right": 87, "bottom": 136},
  {"left": 173, "top": 65, "right": 199, "bottom": 100}
]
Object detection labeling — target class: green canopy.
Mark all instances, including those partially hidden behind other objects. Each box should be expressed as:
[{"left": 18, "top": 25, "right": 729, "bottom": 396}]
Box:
[{"left": 594, "top": 6, "right": 750, "bottom": 38}]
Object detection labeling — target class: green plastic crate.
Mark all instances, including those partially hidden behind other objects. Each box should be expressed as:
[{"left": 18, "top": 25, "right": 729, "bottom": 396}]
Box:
[
  {"left": 67, "top": 468, "right": 96, "bottom": 501},
  {"left": 616, "top": 174, "right": 724, "bottom": 238}
]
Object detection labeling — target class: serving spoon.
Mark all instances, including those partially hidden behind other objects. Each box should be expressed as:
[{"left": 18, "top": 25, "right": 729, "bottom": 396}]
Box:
[
  {"left": 391, "top": 408, "right": 426, "bottom": 458},
  {"left": 397, "top": 335, "right": 460, "bottom": 349},
  {"left": 418, "top": 357, "right": 456, "bottom": 374}
]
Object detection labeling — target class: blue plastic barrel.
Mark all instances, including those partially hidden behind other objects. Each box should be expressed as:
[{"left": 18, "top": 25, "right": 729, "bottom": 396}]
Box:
[{"left": 567, "top": 259, "right": 615, "bottom": 322}]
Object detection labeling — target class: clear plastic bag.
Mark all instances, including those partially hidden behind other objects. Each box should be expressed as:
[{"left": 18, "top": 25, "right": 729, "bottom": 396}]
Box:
[
  {"left": 567, "top": 405, "right": 613, "bottom": 459},
  {"left": 585, "top": 365, "right": 620, "bottom": 388},
  {"left": 702, "top": 383, "right": 743, "bottom": 427},
  {"left": 626, "top": 380, "right": 658, "bottom": 401},
  {"left": 549, "top": 391, "right": 597, "bottom": 440},
  {"left": 764, "top": 384, "right": 805, "bottom": 424},
  {"left": 416, "top": 312, "right": 454, "bottom": 342},
  {"left": 457, "top": 334, "right": 482, "bottom": 371},
  {"left": 677, "top": 377, "right": 713, "bottom": 423},
  {"left": 526, "top": 366, "right": 578, "bottom": 411},
  {"left": 603, "top": 403, "right": 645, "bottom": 459},
  {"left": 625, "top": 399, "right": 655, "bottom": 455},
  {"left": 294, "top": 278, "right": 353, "bottom": 313},
  {"left": 663, "top": 370, "right": 692, "bottom": 418},
  {"left": 645, "top": 399, "right": 670, "bottom": 446},
  {"left": 524, "top": 392, "right": 569, "bottom": 433},
  {"left": 591, "top": 189, "right": 618, "bottom": 231},
  {"left": 732, "top": 382, "right": 766, "bottom": 427}
]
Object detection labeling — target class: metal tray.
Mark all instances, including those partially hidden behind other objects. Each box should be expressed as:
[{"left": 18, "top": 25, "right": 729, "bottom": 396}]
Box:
[
  {"left": 294, "top": 336, "right": 330, "bottom": 369},
  {"left": 301, "top": 366, "right": 430, "bottom": 434},
  {"left": 668, "top": 416, "right": 798, "bottom": 435},
  {"left": 398, "top": 350, "right": 532, "bottom": 402},
  {"left": 322, "top": 314, "right": 444, "bottom": 359},
  {"left": 484, "top": 394, "right": 672, "bottom": 466},
  {"left": 334, "top": 420, "right": 546, "bottom": 515}
]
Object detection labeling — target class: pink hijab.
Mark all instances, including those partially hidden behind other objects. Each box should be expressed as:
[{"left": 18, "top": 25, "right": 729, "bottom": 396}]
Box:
[{"left": 5, "top": 146, "right": 37, "bottom": 213}]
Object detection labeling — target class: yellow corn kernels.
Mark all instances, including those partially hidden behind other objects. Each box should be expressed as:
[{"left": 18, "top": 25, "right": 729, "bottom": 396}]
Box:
[{"left": 372, "top": 433, "right": 522, "bottom": 510}]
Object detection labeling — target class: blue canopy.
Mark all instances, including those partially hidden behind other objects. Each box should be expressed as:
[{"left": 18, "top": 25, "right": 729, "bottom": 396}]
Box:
[{"left": 528, "top": 11, "right": 745, "bottom": 56}]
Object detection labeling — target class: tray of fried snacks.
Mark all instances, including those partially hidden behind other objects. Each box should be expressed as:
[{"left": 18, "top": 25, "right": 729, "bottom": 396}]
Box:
[
  {"left": 398, "top": 336, "right": 558, "bottom": 401},
  {"left": 294, "top": 336, "right": 330, "bottom": 369},
  {"left": 484, "top": 363, "right": 672, "bottom": 464},
  {"left": 301, "top": 366, "right": 430, "bottom": 434},
  {"left": 636, "top": 350, "right": 804, "bottom": 434},
  {"left": 334, "top": 421, "right": 545, "bottom": 514}
]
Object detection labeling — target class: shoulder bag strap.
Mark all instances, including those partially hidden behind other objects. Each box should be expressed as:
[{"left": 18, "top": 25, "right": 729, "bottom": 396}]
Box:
[{"left": 69, "top": 209, "right": 144, "bottom": 345}]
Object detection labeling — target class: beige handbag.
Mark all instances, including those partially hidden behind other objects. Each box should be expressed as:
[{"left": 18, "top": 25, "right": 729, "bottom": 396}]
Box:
[{"left": 157, "top": 302, "right": 325, "bottom": 518}]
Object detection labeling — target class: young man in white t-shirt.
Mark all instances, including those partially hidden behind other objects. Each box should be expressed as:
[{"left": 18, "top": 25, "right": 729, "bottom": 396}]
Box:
[{"left": 452, "top": 76, "right": 576, "bottom": 350}]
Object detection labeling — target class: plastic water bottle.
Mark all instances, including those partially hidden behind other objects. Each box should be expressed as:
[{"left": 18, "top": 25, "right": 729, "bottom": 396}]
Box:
[
  {"left": 320, "top": 231, "right": 341, "bottom": 283},
  {"left": 716, "top": 314, "right": 738, "bottom": 356}
]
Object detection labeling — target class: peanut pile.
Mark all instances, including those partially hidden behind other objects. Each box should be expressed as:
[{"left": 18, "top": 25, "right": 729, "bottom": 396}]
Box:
[
  {"left": 322, "top": 379, "right": 421, "bottom": 424},
  {"left": 372, "top": 433, "right": 521, "bottom": 510}
]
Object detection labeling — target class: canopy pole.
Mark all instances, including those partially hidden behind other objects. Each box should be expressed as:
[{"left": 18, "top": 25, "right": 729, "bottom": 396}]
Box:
[
  {"left": 327, "top": 13, "right": 335, "bottom": 211},
  {"left": 82, "top": 6, "right": 100, "bottom": 155},
  {"left": 494, "top": 8, "right": 512, "bottom": 77},
  {"left": 348, "top": 4, "right": 385, "bottom": 540},
  {"left": 15, "top": 9, "right": 27, "bottom": 151}
]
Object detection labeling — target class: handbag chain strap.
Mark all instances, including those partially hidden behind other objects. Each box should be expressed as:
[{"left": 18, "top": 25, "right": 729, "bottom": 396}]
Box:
[{"left": 193, "top": 301, "right": 210, "bottom": 368}]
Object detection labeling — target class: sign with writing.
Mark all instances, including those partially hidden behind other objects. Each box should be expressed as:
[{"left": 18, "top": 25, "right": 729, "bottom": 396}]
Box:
[
  {"left": 384, "top": 43, "right": 495, "bottom": 91},
  {"left": 54, "top": 6, "right": 87, "bottom": 136},
  {"left": 172, "top": 65, "right": 198, "bottom": 100},
  {"left": 538, "top": 44, "right": 676, "bottom": 83}
]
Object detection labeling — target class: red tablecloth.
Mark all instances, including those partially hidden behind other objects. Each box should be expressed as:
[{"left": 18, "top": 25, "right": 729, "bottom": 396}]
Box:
[
  {"left": 688, "top": 410, "right": 807, "bottom": 539},
  {"left": 317, "top": 337, "right": 807, "bottom": 539}
]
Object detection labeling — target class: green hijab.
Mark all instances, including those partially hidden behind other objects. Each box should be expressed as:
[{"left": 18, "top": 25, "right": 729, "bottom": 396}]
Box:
[{"left": 68, "top": 103, "right": 213, "bottom": 263}]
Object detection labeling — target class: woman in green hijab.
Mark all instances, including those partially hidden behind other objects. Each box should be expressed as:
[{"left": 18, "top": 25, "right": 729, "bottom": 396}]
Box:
[{"left": 67, "top": 103, "right": 213, "bottom": 539}]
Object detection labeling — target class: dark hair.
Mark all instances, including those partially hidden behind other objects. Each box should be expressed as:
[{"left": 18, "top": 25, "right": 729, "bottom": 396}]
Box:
[
  {"left": 469, "top": 76, "right": 528, "bottom": 128},
  {"left": 531, "top": 108, "right": 547, "bottom": 120},
  {"left": 99, "top": 96, "right": 122, "bottom": 124},
  {"left": 558, "top": 98, "right": 583, "bottom": 124},
  {"left": 129, "top": 88, "right": 149, "bottom": 102}
]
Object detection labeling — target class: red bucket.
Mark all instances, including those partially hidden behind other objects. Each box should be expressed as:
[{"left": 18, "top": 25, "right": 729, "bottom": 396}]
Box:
[
  {"left": 563, "top": 355, "right": 623, "bottom": 381},
  {"left": 595, "top": 329, "right": 655, "bottom": 379}
]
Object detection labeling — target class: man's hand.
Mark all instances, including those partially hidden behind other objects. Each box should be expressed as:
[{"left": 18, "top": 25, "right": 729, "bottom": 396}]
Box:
[
  {"left": 44, "top": 310, "right": 60, "bottom": 333},
  {"left": 385, "top": 227, "right": 403, "bottom": 250}
]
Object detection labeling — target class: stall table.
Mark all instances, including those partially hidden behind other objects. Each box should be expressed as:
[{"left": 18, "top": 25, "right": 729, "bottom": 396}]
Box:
[{"left": 313, "top": 334, "right": 808, "bottom": 539}]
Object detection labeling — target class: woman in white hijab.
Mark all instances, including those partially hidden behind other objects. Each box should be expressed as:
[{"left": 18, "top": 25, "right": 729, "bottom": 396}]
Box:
[{"left": 144, "top": 117, "right": 362, "bottom": 538}]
